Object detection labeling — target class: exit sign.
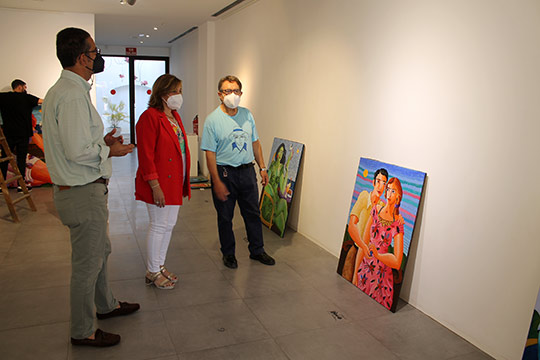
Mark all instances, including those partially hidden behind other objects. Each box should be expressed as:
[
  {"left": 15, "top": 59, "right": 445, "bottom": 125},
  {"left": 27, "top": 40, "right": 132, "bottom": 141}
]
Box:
[{"left": 125, "top": 47, "right": 137, "bottom": 56}]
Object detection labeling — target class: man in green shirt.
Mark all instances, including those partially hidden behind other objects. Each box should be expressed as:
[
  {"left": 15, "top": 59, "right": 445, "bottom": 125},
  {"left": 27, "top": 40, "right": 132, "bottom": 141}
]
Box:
[{"left": 43, "top": 27, "right": 138, "bottom": 347}]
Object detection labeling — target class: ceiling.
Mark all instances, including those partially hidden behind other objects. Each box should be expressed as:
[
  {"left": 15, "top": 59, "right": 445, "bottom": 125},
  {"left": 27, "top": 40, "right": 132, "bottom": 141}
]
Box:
[{"left": 0, "top": 0, "right": 242, "bottom": 47}]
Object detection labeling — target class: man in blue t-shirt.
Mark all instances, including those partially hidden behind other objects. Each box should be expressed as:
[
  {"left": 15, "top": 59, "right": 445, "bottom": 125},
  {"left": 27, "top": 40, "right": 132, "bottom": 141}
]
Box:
[{"left": 201, "top": 75, "right": 275, "bottom": 269}]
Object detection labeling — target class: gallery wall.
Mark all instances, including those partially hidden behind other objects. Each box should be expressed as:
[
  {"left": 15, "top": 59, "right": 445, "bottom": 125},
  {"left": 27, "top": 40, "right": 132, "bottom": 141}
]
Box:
[
  {"left": 173, "top": 0, "right": 540, "bottom": 359},
  {"left": 0, "top": 8, "right": 94, "bottom": 97},
  {"left": 170, "top": 32, "right": 199, "bottom": 134}
]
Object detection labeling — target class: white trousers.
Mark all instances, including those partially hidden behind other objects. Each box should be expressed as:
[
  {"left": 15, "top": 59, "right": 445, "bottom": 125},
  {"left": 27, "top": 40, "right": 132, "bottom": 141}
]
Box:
[{"left": 145, "top": 204, "right": 180, "bottom": 273}]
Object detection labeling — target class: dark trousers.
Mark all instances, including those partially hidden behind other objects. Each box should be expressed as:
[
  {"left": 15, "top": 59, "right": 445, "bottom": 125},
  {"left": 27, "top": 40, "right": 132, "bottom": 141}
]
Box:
[
  {"left": 0, "top": 136, "right": 29, "bottom": 182},
  {"left": 211, "top": 164, "right": 264, "bottom": 256}
]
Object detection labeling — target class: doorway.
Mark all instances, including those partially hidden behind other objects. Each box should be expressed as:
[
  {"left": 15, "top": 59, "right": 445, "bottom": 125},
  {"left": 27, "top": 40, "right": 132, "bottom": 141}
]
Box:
[{"left": 96, "top": 56, "right": 169, "bottom": 144}]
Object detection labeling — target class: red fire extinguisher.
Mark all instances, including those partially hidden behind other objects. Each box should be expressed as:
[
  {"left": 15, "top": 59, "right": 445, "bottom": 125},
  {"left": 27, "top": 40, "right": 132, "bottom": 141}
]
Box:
[{"left": 193, "top": 114, "right": 199, "bottom": 135}]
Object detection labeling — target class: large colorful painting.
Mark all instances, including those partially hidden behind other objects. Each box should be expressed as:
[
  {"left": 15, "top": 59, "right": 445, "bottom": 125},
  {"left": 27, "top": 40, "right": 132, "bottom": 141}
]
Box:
[
  {"left": 259, "top": 138, "right": 304, "bottom": 237},
  {"left": 337, "top": 158, "right": 426, "bottom": 312},
  {"left": 523, "top": 287, "right": 540, "bottom": 360}
]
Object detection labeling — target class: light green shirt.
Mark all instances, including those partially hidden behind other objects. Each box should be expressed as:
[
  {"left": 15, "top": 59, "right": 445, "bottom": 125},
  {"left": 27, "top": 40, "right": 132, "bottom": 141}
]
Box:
[{"left": 42, "top": 70, "right": 111, "bottom": 186}]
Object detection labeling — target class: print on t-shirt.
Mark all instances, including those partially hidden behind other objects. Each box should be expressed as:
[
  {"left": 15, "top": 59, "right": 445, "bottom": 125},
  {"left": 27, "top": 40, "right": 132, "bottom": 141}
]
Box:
[{"left": 230, "top": 127, "right": 249, "bottom": 152}]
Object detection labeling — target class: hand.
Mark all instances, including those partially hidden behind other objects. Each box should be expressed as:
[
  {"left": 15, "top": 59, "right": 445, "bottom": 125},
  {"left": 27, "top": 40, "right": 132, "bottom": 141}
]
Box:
[
  {"left": 359, "top": 241, "right": 371, "bottom": 258},
  {"left": 104, "top": 128, "right": 123, "bottom": 145},
  {"left": 368, "top": 243, "right": 379, "bottom": 259},
  {"left": 108, "top": 141, "right": 134, "bottom": 157},
  {"left": 260, "top": 169, "right": 269, "bottom": 186},
  {"left": 152, "top": 186, "right": 166, "bottom": 207},
  {"left": 213, "top": 180, "right": 230, "bottom": 201}
]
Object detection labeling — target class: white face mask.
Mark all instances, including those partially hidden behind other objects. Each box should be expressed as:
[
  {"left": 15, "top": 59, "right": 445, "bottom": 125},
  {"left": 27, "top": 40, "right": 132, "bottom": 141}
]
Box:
[
  {"left": 223, "top": 93, "right": 241, "bottom": 109},
  {"left": 165, "top": 93, "right": 183, "bottom": 110}
]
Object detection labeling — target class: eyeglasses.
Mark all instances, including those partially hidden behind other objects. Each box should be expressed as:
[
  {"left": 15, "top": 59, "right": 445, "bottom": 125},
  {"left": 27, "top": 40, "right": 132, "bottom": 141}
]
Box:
[
  {"left": 220, "top": 89, "right": 241, "bottom": 95},
  {"left": 86, "top": 48, "right": 101, "bottom": 55}
]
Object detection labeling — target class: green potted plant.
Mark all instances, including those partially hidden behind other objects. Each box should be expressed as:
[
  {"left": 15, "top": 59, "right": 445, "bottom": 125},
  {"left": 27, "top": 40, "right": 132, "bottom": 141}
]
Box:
[{"left": 103, "top": 97, "right": 127, "bottom": 136}]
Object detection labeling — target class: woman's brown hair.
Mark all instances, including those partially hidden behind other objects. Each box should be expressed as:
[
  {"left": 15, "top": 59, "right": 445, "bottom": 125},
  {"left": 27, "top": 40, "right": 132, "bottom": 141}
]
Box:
[
  {"left": 148, "top": 74, "right": 182, "bottom": 111},
  {"left": 386, "top": 177, "right": 403, "bottom": 215}
]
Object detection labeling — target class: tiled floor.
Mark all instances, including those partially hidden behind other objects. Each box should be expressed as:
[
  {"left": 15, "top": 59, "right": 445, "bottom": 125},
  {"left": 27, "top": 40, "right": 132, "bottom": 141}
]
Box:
[{"left": 0, "top": 153, "right": 494, "bottom": 360}]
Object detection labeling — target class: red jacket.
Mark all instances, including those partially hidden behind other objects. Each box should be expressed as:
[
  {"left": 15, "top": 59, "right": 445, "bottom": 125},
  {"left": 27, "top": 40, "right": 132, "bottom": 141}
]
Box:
[{"left": 135, "top": 107, "right": 191, "bottom": 205}]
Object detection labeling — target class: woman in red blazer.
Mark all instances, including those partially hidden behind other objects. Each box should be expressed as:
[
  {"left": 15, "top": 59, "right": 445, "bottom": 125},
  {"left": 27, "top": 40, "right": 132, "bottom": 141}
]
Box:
[{"left": 135, "top": 74, "right": 191, "bottom": 289}]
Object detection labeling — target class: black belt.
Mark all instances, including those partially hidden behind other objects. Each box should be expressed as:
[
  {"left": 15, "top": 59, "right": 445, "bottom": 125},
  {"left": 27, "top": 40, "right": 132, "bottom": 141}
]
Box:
[
  {"left": 56, "top": 177, "right": 109, "bottom": 191},
  {"left": 221, "top": 163, "right": 254, "bottom": 169}
]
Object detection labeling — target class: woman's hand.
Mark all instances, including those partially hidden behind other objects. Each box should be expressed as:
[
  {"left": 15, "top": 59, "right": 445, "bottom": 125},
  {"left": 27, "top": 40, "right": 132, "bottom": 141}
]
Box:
[
  {"left": 152, "top": 185, "right": 166, "bottom": 207},
  {"left": 368, "top": 243, "right": 379, "bottom": 259},
  {"left": 359, "top": 241, "right": 371, "bottom": 258}
]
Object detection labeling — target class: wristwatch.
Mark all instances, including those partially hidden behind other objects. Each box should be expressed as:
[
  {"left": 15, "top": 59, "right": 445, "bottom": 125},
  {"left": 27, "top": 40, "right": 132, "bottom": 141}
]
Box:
[{"left": 259, "top": 167, "right": 267, "bottom": 172}]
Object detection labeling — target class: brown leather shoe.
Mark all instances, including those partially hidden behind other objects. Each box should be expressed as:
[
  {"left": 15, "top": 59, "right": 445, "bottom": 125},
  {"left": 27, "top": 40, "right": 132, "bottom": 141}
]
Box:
[
  {"left": 71, "top": 328, "right": 121, "bottom": 347},
  {"left": 96, "top": 301, "right": 140, "bottom": 320}
]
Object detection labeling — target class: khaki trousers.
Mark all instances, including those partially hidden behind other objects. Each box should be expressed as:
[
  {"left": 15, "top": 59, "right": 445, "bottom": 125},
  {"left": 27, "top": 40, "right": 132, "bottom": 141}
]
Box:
[{"left": 53, "top": 182, "right": 118, "bottom": 339}]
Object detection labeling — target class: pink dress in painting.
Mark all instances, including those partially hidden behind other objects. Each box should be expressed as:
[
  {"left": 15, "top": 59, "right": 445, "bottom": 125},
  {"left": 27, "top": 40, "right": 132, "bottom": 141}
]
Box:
[{"left": 357, "top": 206, "right": 404, "bottom": 310}]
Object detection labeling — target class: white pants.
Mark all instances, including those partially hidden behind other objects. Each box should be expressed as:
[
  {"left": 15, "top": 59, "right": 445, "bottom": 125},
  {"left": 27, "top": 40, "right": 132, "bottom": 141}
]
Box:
[{"left": 145, "top": 204, "right": 180, "bottom": 273}]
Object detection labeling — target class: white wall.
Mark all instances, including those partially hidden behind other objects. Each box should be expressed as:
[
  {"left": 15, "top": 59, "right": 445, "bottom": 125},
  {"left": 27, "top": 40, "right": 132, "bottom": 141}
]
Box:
[
  {"left": 171, "top": 0, "right": 540, "bottom": 358},
  {"left": 0, "top": 8, "right": 94, "bottom": 97},
  {"left": 170, "top": 31, "right": 199, "bottom": 134}
]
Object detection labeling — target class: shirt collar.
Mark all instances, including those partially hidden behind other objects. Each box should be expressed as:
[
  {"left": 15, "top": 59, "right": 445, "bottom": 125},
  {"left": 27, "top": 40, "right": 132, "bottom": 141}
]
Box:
[{"left": 60, "top": 69, "right": 91, "bottom": 92}]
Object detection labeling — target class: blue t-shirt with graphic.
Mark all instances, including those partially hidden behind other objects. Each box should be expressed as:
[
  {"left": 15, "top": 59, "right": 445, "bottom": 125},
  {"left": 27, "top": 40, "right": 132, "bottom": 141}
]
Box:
[{"left": 201, "top": 106, "right": 259, "bottom": 167}]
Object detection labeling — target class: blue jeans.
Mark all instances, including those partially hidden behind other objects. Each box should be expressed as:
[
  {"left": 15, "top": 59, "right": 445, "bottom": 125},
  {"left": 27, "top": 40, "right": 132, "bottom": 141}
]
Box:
[
  {"left": 211, "top": 164, "right": 264, "bottom": 256},
  {"left": 53, "top": 183, "right": 119, "bottom": 339}
]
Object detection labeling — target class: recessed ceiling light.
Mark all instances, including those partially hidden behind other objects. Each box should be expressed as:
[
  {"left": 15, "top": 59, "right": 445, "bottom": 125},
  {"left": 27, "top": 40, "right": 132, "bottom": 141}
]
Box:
[
  {"left": 140, "top": 41, "right": 144, "bottom": 44},
  {"left": 153, "top": 27, "right": 158, "bottom": 31},
  {"left": 138, "top": 33, "right": 145, "bottom": 37},
  {"left": 120, "top": 0, "right": 125, "bottom": 4}
]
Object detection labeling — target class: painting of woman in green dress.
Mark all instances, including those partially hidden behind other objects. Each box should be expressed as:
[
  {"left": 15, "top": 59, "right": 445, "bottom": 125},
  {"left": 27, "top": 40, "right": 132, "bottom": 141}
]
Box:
[{"left": 259, "top": 138, "right": 304, "bottom": 237}]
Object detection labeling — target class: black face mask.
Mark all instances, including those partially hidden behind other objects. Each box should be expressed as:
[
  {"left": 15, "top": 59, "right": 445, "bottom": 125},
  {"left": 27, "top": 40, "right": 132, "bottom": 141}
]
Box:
[{"left": 85, "top": 52, "right": 105, "bottom": 74}]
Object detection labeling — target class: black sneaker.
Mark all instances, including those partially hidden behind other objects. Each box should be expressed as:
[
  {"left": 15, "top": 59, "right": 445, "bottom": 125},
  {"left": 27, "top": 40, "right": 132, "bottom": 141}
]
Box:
[
  {"left": 249, "top": 252, "right": 276, "bottom": 266},
  {"left": 222, "top": 254, "right": 238, "bottom": 269}
]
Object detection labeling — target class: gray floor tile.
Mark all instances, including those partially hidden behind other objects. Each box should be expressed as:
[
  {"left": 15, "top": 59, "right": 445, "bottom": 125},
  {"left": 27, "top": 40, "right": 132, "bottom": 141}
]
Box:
[
  {"left": 245, "top": 288, "right": 350, "bottom": 337},
  {"left": 448, "top": 351, "right": 495, "bottom": 360},
  {"left": 222, "top": 261, "right": 312, "bottom": 298},
  {"left": 162, "top": 247, "right": 219, "bottom": 275},
  {"left": 154, "top": 270, "right": 240, "bottom": 309},
  {"left": 0, "top": 259, "right": 71, "bottom": 291},
  {"left": 360, "top": 308, "right": 480, "bottom": 360},
  {"left": 178, "top": 339, "right": 288, "bottom": 360},
  {"left": 316, "top": 276, "right": 396, "bottom": 321},
  {"left": 0, "top": 322, "right": 70, "bottom": 360},
  {"left": 107, "top": 253, "right": 147, "bottom": 281},
  {"left": 110, "top": 233, "right": 143, "bottom": 257},
  {"left": 275, "top": 322, "right": 399, "bottom": 360},
  {"left": 264, "top": 231, "right": 331, "bottom": 262},
  {"left": 164, "top": 299, "right": 270, "bottom": 353},
  {"left": 285, "top": 251, "right": 345, "bottom": 289},
  {"left": 108, "top": 219, "right": 135, "bottom": 236},
  {"left": 0, "top": 286, "right": 70, "bottom": 331}
]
